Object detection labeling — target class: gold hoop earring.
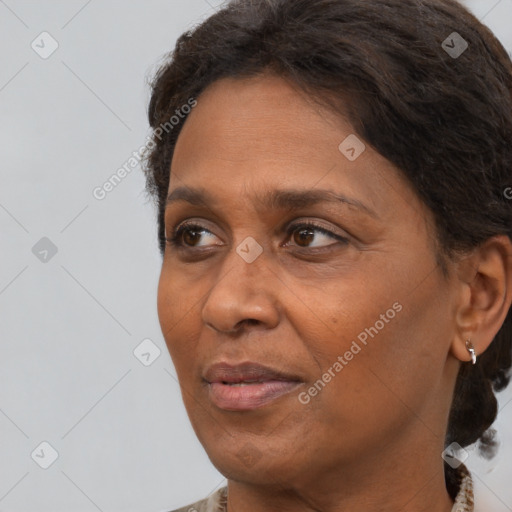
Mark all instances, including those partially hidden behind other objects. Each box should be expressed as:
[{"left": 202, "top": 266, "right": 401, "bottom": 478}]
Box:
[{"left": 465, "top": 339, "right": 477, "bottom": 365}]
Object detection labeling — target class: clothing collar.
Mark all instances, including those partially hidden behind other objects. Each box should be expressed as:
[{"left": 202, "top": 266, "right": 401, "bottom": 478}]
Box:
[{"left": 192, "top": 469, "right": 474, "bottom": 512}]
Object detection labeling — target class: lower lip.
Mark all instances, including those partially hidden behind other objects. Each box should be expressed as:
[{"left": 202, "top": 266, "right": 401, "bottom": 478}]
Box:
[{"left": 208, "top": 380, "right": 301, "bottom": 411}]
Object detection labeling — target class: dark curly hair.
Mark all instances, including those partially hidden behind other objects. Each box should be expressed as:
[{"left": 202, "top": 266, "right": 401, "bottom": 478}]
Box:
[{"left": 142, "top": 0, "right": 512, "bottom": 499}]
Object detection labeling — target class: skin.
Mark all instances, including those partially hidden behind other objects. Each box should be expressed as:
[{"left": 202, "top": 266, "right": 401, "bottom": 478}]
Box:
[{"left": 157, "top": 73, "right": 512, "bottom": 512}]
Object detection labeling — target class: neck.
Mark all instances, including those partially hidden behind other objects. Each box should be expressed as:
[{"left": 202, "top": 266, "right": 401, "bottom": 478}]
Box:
[{"left": 225, "top": 430, "right": 455, "bottom": 512}]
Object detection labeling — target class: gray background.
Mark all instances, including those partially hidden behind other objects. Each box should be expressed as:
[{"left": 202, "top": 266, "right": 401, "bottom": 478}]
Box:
[{"left": 0, "top": 1, "right": 511, "bottom": 511}]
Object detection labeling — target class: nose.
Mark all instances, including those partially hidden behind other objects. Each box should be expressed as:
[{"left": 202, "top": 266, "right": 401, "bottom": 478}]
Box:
[{"left": 201, "top": 247, "right": 281, "bottom": 334}]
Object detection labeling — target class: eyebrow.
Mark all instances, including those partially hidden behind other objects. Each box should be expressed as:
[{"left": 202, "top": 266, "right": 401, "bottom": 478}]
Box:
[{"left": 165, "top": 186, "right": 378, "bottom": 218}]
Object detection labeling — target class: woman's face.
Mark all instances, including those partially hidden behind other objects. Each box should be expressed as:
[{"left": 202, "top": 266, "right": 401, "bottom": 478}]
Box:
[{"left": 157, "top": 73, "right": 460, "bottom": 488}]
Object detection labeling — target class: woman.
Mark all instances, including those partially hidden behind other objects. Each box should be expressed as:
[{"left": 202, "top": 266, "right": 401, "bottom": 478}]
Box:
[{"left": 142, "top": 0, "right": 512, "bottom": 510}]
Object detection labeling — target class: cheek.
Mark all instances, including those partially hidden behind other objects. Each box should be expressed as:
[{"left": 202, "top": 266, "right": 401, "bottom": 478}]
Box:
[
  {"left": 310, "top": 271, "right": 452, "bottom": 433},
  {"left": 157, "top": 267, "right": 202, "bottom": 368},
  {"left": 157, "top": 269, "right": 177, "bottom": 341},
  {"left": 299, "top": 248, "right": 448, "bottom": 386}
]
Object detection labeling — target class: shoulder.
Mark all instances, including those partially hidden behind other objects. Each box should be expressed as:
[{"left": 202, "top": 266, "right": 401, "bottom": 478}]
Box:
[
  {"left": 453, "top": 465, "right": 475, "bottom": 512},
  {"left": 167, "top": 487, "right": 228, "bottom": 512}
]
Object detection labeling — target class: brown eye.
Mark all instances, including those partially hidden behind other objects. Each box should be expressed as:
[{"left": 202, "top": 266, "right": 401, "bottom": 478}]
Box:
[
  {"left": 181, "top": 227, "right": 203, "bottom": 246},
  {"left": 293, "top": 227, "right": 316, "bottom": 247},
  {"left": 286, "top": 222, "right": 349, "bottom": 249},
  {"left": 166, "top": 223, "right": 220, "bottom": 248}
]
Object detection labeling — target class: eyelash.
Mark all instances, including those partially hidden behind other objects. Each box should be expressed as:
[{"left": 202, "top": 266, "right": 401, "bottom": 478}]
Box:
[{"left": 165, "top": 221, "right": 349, "bottom": 250}]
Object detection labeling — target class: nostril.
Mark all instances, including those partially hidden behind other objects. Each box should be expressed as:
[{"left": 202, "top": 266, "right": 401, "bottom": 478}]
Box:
[{"left": 238, "top": 318, "right": 259, "bottom": 328}]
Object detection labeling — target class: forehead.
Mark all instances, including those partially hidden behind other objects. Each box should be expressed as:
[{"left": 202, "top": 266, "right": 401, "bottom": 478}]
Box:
[
  {"left": 168, "top": 73, "right": 419, "bottom": 222},
  {"left": 173, "top": 73, "right": 347, "bottom": 164}
]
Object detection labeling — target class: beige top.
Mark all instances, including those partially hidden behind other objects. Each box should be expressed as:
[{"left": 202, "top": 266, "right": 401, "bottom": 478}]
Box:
[{"left": 170, "top": 468, "right": 474, "bottom": 512}]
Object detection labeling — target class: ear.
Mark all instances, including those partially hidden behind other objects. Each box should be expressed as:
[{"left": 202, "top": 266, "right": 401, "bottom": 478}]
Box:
[{"left": 450, "top": 235, "right": 512, "bottom": 363}]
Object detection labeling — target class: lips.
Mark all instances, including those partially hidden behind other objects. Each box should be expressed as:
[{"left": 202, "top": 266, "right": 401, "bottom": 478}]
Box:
[
  {"left": 203, "top": 361, "right": 303, "bottom": 411},
  {"left": 204, "top": 361, "right": 300, "bottom": 384}
]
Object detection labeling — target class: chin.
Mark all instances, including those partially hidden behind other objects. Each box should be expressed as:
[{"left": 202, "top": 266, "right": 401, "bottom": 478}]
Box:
[{"left": 196, "top": 424, "right": 311, "bottom": 486}]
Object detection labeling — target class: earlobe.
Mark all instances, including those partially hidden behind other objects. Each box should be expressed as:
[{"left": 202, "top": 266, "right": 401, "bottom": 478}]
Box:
[{"left": 450, "top": 235, "right": 512, "bottom": 362}]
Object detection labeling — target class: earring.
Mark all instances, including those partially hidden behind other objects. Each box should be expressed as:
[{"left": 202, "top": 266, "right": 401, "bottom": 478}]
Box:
[{"left": 465, "top": 339, "right": 477, "bottom": 365}]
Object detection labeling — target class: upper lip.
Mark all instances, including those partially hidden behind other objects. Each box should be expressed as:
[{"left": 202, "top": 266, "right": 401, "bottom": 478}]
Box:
[{"left": 203, "top": 361, "right": 303, "bottom": 384}]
